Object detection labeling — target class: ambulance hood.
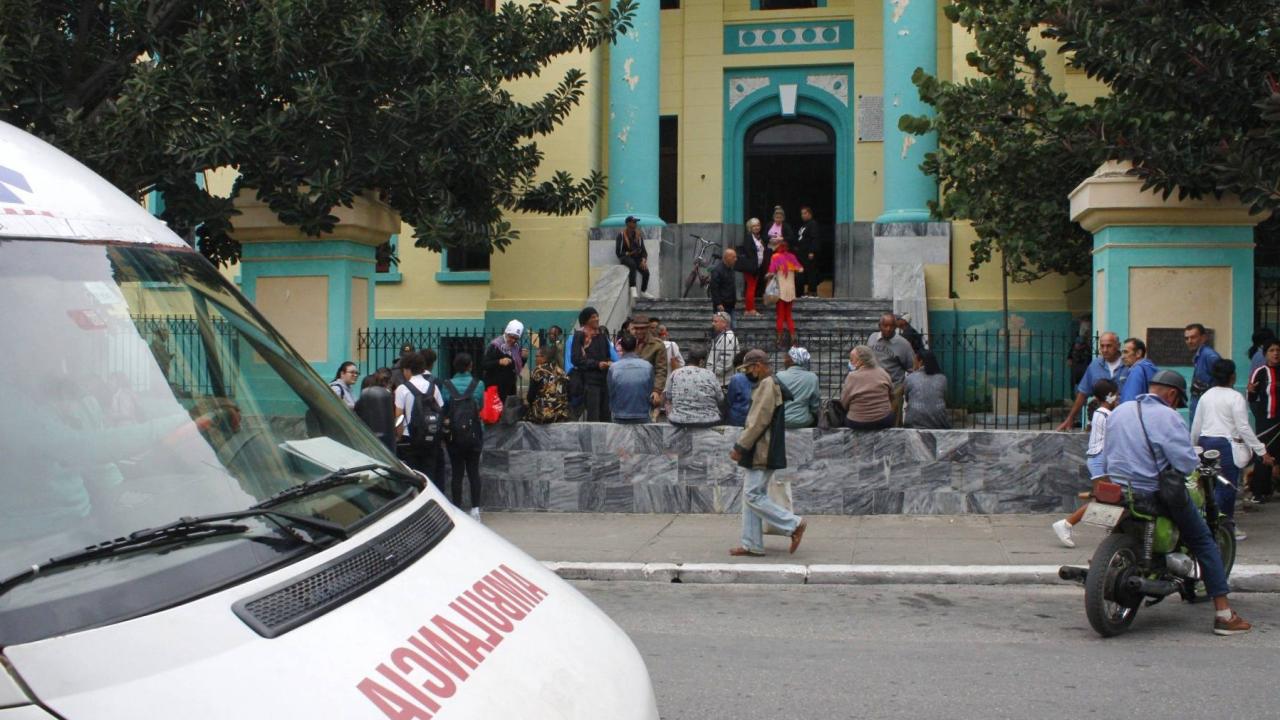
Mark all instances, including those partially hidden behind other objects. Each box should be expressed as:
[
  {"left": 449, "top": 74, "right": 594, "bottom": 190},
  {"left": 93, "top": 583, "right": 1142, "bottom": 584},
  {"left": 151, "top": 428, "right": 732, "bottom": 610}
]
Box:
[{"left": 3, "top": 496, "right": 657, "bottom": 719}]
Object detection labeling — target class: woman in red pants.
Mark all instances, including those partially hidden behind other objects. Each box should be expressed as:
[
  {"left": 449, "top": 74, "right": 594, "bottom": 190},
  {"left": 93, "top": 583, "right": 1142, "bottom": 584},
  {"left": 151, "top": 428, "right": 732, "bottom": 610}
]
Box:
[
  {"left": 767, "top": 240, "right": 803, "bottom": 347},
  {"left": 735, "top": 217, "right": 767, "bottom": 316}
]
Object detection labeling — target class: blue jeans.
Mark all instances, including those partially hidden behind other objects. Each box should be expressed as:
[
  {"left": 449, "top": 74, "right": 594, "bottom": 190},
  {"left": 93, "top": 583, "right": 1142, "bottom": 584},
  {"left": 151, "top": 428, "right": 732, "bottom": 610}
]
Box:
[
  {"left": 1086, "top": 454, "right": 1106, "bottom": 480},
  {"left": 740, "top": 468, "right": 801, "bottom": 553},
  {"left": 1198, "top": 435, "right": 1238, "bottom": 519},
  {"left": 1164, "top": 486, "right": 1231, "bottom": 598}
]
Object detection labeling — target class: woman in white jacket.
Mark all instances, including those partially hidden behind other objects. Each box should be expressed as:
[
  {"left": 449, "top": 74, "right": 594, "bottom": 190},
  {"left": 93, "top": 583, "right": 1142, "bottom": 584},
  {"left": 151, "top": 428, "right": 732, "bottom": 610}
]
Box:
[{"left": 1192, "top": 358, "right": 1272, "bottom": 540}]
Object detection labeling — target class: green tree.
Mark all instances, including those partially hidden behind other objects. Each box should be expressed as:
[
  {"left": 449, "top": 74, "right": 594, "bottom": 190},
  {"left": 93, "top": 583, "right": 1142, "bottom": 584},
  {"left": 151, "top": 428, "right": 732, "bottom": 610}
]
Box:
[
  {"left": 0, "top": 0, "right": 633, "bottom": 266},
  {"left": 904, "top": 0, "right": 1280, "bottom": 282}
]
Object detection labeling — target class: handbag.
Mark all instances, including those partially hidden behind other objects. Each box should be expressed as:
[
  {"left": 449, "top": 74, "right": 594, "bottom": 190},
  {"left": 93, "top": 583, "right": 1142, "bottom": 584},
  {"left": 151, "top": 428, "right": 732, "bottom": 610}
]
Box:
[
  {"left": 763, "top": 276, "right": 780, "bottom": 306},
  {"left": 817, "top": 397, "right": 846, "bottom": 430},
  {"left": 1136, "top": 401, "right": 1189, "bottom": 510},
  {"left": 501, "top": 394, "right": 526, "bottom": 425},
  {"left": 1231, "top": 438, "right": 1253, "bottom": 469},
  {"left": 480, "top": 385, "right": 503, "bottom": 425},
  {"left": 763, "top": 477, "right": 795, "bottom": 536}
]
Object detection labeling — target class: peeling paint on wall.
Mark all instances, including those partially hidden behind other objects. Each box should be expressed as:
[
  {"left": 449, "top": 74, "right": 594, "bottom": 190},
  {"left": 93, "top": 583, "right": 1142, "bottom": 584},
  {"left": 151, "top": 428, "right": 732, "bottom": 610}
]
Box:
[
  {"left": 618, "top": 126, "right": 630, "bottom": 144},
  {"left": 900, "top": 135, "right": 916, "bottom": 159},
  {"left": 891, "top": 0, "right": 909, "bottom": 23},
  {"left": 898, "top": 29, "right": 910, "bottom": 36},
  {"left": 623, "top": 57, "right": 640, "bottom": 91}
]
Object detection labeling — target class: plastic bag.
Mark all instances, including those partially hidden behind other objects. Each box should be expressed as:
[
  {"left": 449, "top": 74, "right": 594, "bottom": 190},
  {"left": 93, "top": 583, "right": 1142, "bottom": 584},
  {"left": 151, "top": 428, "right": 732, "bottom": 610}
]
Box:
[{"left": 480, "top": 385, "right": 503, "bottom": 425}]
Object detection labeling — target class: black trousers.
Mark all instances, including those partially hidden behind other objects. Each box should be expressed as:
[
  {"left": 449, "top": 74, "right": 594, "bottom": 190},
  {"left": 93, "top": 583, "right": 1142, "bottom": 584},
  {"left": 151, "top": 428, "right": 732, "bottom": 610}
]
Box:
[
  {"left": 621, "top": 256, "right": 649, "bottom": 291},
  {"left": 448, "top": 444, "right": 484, "bottom": 510},
  {"left": 397, "top": 442, "right": 446, "bottom": 496},
  {"left": 582, "top": 379, "right": 611, "bottom": 422}
]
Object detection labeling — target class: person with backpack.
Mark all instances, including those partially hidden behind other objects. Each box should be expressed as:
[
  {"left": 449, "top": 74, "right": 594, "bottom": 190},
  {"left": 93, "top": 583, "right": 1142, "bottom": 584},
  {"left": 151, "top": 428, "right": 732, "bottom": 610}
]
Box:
[
  {"left": 441, "top": 352, "right": 487, "bottom": 520},
  {"left": 393, "top": 350, "right": 446, "bottom": 494}
]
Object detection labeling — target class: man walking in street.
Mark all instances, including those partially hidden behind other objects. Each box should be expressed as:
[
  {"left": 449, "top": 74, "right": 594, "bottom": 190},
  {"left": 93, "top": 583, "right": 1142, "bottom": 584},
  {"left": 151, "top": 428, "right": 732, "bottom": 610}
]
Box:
[
  {"left": 1186, "top": 323, "right": 1221, "bottom": 417},
  {"left": 608, "top": 335, "right": 655, "bottom": 424},
  {"left": 709, "top": 311, "right": 739, "bottom": 388},
  {"left": 631, "top": 314, "right": 669, "bottom": 416},
  {"left": 1119, "top": 337, "right": 1159, "bottom": 403},
  {"left": 729, "top": 349, "right": 807, "bottom": 557},
  {"left": 1102, "top": 370, "right": 1250, "bottom": 635},
  {"left": 867, "top": 313, "right": 916, "bottom": 425},
  {"left": 710, "top": 247, "right": 738, "bottom": 321},
  {"left": 1057, "top": 331, "right": 1127, "bottom": 431}
]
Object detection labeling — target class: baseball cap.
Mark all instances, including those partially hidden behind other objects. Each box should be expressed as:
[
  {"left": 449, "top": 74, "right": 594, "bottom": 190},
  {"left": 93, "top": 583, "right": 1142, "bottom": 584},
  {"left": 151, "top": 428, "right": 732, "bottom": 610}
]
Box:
[{"left": 1149, "top": 369, "right": 1187, "bottom": 406}]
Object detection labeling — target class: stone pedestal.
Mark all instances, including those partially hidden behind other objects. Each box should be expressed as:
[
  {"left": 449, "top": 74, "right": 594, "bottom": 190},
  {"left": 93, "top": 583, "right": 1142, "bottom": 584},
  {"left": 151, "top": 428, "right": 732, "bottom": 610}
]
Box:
[
  {"left": 1070, "top": 161, "right": 1263, "bottom": 370},
  {"left": 231, "top": 190, "right": 399, "bottom": 373},
  {"left": 870, "top": 221, "right": 950, "bottom": 335}
]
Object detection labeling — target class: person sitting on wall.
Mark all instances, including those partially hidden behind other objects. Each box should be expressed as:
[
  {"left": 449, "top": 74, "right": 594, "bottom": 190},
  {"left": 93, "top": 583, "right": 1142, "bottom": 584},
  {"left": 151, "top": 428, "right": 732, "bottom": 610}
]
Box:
[
  {"left": 664, "top": 348, "right": 724, "bottom": 428},
  {"left": 526, "top": 345, "right": 570, "bottom": 424},
  {"left": 903, "top": 349, "right": 951, "bottom": 430},
  {"left": 615, "top": 215, "right": 653, "bottom": 299},
  {"left": 776, "top": 347, "right": 820, "bottom": 429},
  {"left": 725, "top": 350, "right": 757, "bottom": 426},
  {"left": 841, "top": 345, "right": 894, "bottom": 430},
  {"left": 608, "top": 335, "right": 655, "bottom": 425}
]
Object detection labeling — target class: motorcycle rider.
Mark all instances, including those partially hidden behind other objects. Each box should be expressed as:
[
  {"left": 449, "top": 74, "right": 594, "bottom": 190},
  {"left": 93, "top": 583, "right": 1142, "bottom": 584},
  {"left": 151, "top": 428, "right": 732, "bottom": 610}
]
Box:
[{"left": 1102, "top": 370, "right": 1251, "bottom": 635}]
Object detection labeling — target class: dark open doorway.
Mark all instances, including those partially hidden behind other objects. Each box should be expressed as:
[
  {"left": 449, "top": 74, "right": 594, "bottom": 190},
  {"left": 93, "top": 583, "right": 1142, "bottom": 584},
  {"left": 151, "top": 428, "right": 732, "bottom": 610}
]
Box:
[{"left": 743, "top": 116, "right": 836, "bottom": 289}]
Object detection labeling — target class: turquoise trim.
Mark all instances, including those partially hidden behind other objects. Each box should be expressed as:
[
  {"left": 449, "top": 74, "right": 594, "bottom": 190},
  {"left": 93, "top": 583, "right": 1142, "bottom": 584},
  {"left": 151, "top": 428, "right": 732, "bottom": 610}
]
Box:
[
  {"left": 749, "top": 0, "right": 827, "bottom": 8},
  {"left": 724, "top": 20, "right": 852, "bottom": 54},
  {"left": 878, "top": 0, "right": 938, "bottom": 223},
  {"left": 1092, "top": 225, "right": 1254, "bottom": 370},
  {"left": 603, "top": 0, "right": 664, "bottom": 226},
  {"left": 483, "top": 309, "right": 579, "bottom": 335},
  {"left": 239, "top": 239, "right": 376, "bottom": 373},
  {"left": 435, "top": 270, "right": 491, "bottom": 284},
  {"left": 723, "top": 65, "right": 854, "bottom": 224}
]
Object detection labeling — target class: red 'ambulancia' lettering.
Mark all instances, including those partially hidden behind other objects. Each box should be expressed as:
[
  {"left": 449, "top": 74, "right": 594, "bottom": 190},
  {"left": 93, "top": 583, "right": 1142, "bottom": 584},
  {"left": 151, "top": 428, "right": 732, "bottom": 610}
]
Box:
[
  {"left": 473, "top": 580, "right": 527, "bottom": 622},
  {"left": 484, "top": 570, "right": 539, "bottom": 612},
  {"left": 391, "top": 646, "right": 457, "bottom": 701},
  {"left": 499, "top": 564, "right": 549, "bottom": 602},
  {"left": 357, "top": 677, "right": 434, "bottom": 720},
  {"left": 408, "top": 626, "right": 478, "bottom": 681}
]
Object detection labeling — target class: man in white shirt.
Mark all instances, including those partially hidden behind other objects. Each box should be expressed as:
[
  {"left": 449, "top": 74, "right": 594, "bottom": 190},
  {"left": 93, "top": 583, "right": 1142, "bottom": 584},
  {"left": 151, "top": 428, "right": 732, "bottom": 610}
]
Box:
[
  {"left": 709, "top": 311, "right": 739, "bottom": 388},
  {"left": 393, "top": 349, "right": 446, "bottom": 492}
]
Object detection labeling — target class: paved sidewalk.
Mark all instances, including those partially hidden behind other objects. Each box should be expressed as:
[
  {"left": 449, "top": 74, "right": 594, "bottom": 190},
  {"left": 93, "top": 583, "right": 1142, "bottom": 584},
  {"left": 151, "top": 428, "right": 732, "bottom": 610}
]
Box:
[{"left": 484, "top": 510, "right": 1280, "bottom": 589}]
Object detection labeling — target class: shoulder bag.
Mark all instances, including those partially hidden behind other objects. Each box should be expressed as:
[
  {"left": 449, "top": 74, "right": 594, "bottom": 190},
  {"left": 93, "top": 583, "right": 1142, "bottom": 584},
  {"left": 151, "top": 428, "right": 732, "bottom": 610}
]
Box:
[{"left": 1135, "top": 401, "right": 1189, "bottom": 511}]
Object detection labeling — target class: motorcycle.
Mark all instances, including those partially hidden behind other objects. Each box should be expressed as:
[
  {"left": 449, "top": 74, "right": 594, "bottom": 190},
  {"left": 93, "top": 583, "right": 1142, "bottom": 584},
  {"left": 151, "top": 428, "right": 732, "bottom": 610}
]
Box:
[{"left": 1059, "top": 448, "right": 1236, "bottom": 637}]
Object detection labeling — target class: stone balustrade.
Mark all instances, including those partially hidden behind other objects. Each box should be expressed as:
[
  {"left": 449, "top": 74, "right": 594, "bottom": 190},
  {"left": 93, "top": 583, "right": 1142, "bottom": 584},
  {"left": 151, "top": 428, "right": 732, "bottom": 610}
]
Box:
[{"left": 477, "top": 423, "right": 1088, "bottom": 515}]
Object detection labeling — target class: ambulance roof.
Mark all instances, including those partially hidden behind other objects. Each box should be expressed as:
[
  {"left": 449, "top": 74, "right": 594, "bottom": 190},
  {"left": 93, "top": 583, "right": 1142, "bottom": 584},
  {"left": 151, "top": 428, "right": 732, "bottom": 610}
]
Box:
[{"left": 0, "top": 121, "right": 187, "bottom": 247}]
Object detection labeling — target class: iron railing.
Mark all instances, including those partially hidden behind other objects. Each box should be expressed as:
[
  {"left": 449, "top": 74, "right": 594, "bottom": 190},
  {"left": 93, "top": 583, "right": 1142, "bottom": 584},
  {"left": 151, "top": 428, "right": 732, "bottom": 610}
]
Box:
[
  {"left": 111, "top": 315, "right": 240, "bottom": 397},
  {"left": 357, "top": 325, "right": 552, "bottom": 384}
]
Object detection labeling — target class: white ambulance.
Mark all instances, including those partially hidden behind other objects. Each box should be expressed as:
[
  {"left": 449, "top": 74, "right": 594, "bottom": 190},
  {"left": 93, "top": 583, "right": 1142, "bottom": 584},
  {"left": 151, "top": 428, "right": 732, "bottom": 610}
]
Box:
[{"left": 0, "top": 122, "right": 658, "bottom": 719}]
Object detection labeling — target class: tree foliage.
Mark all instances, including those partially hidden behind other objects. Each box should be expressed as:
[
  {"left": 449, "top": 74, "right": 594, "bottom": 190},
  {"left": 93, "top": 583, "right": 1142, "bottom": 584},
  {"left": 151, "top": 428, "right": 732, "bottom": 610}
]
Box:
[
  {"left": 903, "top": 0, "right": 1280, "bottom": 283},
  {"left": 0, "top": 0, "right": 633, "bottom": 265}
]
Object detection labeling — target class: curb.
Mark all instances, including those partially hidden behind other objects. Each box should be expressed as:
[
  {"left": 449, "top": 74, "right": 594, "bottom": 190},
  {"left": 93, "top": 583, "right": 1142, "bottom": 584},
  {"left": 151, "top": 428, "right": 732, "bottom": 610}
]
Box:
[{"left": 542, "top": 561, "right": 1280, "bottom": 592}]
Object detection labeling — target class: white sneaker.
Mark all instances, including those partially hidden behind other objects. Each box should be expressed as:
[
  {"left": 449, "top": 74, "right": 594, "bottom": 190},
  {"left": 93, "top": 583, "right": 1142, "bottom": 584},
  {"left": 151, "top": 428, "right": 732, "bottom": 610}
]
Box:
[
  {"left": 470, "top": 507, "right": 482, "bottom": 523},
  {"left": 1235, "top": 528, "right": 1247, "bottom": 541},
  {"left": 1052, "top": 519, "right": 1076, "bottom": 548}
]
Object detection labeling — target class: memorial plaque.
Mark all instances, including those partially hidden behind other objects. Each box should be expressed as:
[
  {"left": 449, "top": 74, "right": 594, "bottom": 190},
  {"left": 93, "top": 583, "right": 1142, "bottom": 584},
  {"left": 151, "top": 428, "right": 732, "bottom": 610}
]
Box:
[
  {"left": 857, "top": 95, "right": 883, "bottom": 142},
  {"left": 1145, "top": 327, "right": 1212, "bottom": 367}
]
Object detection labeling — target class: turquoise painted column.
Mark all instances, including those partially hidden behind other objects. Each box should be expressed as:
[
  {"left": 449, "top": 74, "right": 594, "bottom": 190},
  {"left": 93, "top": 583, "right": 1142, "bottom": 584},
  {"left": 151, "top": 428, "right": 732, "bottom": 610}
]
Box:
[
  {"left": 601, "top": 0, "right": 663, "bottom": 227},
  {"left": 878, "top": 0, "right": 938, "bottom": 223}
]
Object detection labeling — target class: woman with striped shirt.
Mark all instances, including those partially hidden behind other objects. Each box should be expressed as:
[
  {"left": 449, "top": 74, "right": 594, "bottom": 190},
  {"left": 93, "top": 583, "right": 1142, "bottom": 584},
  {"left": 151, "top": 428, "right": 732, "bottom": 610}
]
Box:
[{"left": 1247, "top": 340, "right": 1280, "bottom": 503}]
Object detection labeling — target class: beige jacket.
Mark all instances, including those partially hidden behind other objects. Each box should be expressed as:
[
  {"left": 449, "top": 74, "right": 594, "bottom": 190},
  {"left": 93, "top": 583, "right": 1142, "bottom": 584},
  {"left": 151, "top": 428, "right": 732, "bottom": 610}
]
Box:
[
  {"left": 734, "top": 375, "right": 786, "bottom": 469},
  {"left": 635, "top": 336, "right": 669, "bottom": 393}
]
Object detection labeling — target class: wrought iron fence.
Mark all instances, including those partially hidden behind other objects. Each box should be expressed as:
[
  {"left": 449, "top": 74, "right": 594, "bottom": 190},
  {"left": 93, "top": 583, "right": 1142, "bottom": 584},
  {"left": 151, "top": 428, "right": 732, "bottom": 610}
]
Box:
[
  {"left": 357, "top": 325, "right": 553, "bottom": 383},
  {"left": 112, "top": 314, "right": 240, "bottom": 397}
]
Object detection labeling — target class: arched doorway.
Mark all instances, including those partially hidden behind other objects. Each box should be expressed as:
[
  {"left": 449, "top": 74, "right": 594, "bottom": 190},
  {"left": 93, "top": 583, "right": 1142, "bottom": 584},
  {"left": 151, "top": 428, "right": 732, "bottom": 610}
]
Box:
[{"left": 744, "top": 116, "right": 836, "bottom": 285}]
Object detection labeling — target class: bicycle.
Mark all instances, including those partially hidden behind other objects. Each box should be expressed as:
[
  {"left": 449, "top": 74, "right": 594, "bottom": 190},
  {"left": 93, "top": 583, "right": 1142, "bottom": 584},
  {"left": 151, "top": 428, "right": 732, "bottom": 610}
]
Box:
[{"left": 680, "top": 235, "right": 722, "bottom": 299}]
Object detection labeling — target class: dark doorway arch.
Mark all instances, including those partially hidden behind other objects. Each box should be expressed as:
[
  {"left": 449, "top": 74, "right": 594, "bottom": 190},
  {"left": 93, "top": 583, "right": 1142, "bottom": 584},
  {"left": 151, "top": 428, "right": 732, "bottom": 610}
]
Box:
[{"left": 744, "top": 115, "right": 836, "bottom": 286}]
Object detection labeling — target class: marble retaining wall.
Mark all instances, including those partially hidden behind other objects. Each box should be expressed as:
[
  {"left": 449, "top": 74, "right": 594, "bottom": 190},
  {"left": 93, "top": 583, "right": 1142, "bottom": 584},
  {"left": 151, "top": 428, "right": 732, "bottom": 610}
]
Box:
[{"left": 476, "top": 423, "right": 1088, "bottom": 515}]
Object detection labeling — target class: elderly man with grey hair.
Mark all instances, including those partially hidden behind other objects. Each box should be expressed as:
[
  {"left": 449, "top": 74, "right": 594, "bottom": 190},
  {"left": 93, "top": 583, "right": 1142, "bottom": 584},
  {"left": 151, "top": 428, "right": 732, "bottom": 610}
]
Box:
[
  {"left": 841, "top": 345, "right": 895, "bottom": 430},
  {"left": 866, "top": 313, "right": 916, "bottom": 425},
  {"left": 709, "top": 311, "right": 739, "bottom": 387}
]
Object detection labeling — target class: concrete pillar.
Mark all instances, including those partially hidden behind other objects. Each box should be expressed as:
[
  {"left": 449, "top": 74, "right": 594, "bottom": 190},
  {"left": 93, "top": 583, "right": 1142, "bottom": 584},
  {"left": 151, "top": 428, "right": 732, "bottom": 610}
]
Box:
[
  {"left": 1070, "top": 161, "right": 1263, "bottom": 375},
  {"left": 877, "top": 0, "right": 938, "bottom": 223},
  {"left": 231, "top": 191, "right": 399, "bottom": 375},
  {"left": 601, "top": 0, "right": 663, "bottom": 228}
]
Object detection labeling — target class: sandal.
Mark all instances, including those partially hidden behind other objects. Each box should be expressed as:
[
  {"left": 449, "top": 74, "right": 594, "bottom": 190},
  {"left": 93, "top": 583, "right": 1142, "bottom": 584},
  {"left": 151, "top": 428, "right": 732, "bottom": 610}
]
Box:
[
  {"left": 789, "top": 520, "right": 808, "bottom": 554},
  {"left": 729, "top": 547, "right": 766, "bottom": 557}
]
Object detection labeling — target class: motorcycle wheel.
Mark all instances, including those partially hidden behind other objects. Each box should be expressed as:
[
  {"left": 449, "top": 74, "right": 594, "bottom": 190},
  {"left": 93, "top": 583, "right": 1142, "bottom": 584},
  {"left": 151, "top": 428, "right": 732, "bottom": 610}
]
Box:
[
  {"left": 1213, "top": 516, "right": 1237, "bottom": 578},
  {"left": 1085, "top": 533, "right": 1142, "bottom": 638}
]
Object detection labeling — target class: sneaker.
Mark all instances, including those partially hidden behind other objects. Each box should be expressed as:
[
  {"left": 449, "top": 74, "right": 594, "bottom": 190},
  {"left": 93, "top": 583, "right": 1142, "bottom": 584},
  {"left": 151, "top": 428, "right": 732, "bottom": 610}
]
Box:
[
  {"left": 1052, "top": 519, "right": 1076, "bottom": 548},
  {"left": 469, "top": 507, "right": 482, "bottom": 523},
  {"left": 1244, "top": 495, "right": 1265, "bottom": 505},
  {"left": 1235, "top": 528, "right": 1247, "bottom": 542},
  {"left": 1214, "top": 611, "right": 1252, "bottom": 636}
]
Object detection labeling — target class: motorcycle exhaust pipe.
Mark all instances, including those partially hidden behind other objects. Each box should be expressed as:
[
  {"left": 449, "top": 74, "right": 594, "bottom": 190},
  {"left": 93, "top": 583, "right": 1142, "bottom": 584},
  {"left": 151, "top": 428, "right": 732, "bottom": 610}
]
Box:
[
  {"left": 1124, "top": 576, "right": 1179, "bottom": 597},
  {"left": 1058, "top": 566, "right": 1088, "bottom": 583}
]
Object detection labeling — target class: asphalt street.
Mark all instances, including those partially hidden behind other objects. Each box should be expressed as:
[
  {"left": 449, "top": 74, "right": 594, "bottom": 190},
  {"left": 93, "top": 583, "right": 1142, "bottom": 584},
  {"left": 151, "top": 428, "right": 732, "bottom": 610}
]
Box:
[{"left": 575, "top": 582, "right": 1280, "bottom": 720}]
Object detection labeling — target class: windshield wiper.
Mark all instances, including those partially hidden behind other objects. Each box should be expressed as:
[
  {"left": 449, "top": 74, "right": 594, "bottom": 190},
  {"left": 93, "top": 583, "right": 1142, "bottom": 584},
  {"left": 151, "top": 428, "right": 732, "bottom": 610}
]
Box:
[
  {"left": 0, "top": 509, "right": 348, "bottom": 600},
  {"left": 253, "top": 463, "right": 421, "bottom": 510}
]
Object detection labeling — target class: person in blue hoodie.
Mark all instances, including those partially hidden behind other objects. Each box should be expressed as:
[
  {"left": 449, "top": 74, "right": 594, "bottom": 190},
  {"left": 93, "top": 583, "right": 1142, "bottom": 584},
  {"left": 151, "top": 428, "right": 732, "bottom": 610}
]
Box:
[
  {"left": 725, "top": 350, "right": 757, "bottom": 426},
  {"left": 1119, "top": 337, "right": 1159, "bottom": 404}
]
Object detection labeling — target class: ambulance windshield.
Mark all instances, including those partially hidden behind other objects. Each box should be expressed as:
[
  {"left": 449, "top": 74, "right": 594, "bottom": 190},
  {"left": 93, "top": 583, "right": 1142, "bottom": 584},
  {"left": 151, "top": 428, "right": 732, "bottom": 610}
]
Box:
[{"left": 0, "top": 238, "right": 415, "bottom": 643}]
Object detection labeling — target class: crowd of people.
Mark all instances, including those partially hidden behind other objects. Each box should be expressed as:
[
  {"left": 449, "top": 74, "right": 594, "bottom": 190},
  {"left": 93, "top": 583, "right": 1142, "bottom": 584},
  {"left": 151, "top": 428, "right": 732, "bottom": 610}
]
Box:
[{"left": 1052, "top": 323, "right": 1280, "bottom": 551}]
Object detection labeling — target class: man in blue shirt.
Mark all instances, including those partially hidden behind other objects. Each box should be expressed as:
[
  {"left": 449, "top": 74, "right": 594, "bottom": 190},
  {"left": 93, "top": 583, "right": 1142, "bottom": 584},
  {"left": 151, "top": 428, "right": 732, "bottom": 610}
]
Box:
[
  {"left": 1119, "top": 337, "right": 1159, "bottom": 404},
  {"left": 1056, "top": 332, "right": 1126, "bottom": 431},
  {"left": 1185, "top": 323, "right": 1220, "bottom": 418},
  {"left": 1102, "top": 370, "right": 1250, "bottom": 635},
  {"left": 607, "top": 335, "right": 654, "bottom": 424}
]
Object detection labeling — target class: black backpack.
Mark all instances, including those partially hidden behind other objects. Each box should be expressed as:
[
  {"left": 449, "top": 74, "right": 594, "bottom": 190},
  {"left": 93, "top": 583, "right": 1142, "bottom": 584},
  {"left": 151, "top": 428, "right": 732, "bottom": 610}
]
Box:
[
  {"left": 442, "top": 378, "right": 483, "bottom": 449},
  {"left": 403, "top": 377, "right": 442, "bottom": 449}
]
